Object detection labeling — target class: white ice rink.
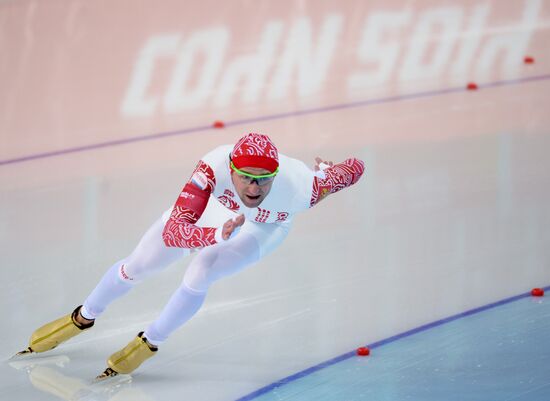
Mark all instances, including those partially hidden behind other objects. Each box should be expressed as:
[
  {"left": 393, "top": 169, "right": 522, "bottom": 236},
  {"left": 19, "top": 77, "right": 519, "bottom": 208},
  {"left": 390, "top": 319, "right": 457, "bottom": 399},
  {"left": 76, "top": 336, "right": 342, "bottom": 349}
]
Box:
[{"left": 1, "top": 1, "right": 550, "bottom": 400}]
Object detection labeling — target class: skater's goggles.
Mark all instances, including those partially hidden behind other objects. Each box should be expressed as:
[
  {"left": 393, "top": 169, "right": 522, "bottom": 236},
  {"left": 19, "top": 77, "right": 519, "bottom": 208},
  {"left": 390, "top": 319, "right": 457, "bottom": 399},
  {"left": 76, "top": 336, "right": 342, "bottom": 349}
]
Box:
[{"left": 230, "top": 161, "right": 278, "bottom": 186}]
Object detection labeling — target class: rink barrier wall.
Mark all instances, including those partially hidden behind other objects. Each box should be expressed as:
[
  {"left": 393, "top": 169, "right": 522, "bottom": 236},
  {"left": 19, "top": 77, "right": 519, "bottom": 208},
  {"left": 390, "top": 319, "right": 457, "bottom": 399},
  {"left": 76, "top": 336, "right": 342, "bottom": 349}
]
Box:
[{"left": 2, "top": 73, "right": 550, "bottom": 167}]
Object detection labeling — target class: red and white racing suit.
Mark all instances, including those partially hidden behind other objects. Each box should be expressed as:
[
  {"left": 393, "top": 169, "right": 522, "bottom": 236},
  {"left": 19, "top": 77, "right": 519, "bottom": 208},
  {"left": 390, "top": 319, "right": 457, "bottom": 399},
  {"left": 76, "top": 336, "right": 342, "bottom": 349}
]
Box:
[
  {"left": 81, "top": 144, "right": 364, "bottom": 344},
  {"left": 161, "top": 144, "right": 364, "bottom": 255}
]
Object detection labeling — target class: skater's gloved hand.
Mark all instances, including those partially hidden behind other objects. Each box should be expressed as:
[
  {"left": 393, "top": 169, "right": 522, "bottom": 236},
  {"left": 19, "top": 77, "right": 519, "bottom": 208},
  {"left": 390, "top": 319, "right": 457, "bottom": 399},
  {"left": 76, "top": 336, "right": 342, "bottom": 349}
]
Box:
[
  {"left": 216, "top": 214, "right": 245, "bottom": 242},
  {"left": 314, "top": 156, "right": 333, "bottom": 171},
  {"left": 313, "top": 156, "right": 333, "bottom": 178}
]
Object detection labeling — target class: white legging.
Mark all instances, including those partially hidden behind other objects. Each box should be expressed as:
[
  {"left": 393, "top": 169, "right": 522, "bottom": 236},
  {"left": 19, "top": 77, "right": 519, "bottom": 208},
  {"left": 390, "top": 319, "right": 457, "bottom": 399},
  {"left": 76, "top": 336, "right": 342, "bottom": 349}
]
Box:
[{"left": 82, "top": 208, "right": 290, "bottom": 345}]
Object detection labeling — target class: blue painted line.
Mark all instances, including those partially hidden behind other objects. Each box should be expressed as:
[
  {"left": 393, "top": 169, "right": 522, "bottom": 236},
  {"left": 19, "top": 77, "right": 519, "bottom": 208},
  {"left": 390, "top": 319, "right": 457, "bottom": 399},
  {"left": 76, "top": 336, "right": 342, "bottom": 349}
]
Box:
[
  {"left": 1, "top": 73, "right": 550, "bottom": 167},
  {"left": 235, "top": 285, "right": 550, "bottom": 401}
]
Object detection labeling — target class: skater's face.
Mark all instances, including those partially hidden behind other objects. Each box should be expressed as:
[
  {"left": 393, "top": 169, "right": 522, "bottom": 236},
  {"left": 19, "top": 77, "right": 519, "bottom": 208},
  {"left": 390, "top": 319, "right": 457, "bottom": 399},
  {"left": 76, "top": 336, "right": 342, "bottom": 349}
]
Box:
[{"left": 230, "top": 165, "right": 275, "bottom": 208}]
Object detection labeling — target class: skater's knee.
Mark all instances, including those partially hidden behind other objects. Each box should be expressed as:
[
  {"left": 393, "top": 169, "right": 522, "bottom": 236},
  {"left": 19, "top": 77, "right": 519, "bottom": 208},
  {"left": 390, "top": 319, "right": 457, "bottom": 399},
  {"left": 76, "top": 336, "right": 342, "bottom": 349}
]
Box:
[
  {"left": 182, "top": 243, "right": 257, "bottom": 292},
  {"left": 120, "top": 258, "right": 159, "bottom": 282},
  {"left": 118, "top": 263, "right": 136, "bottom": 284},
  {"left": 182, "top": 249, "right": 220, "bottom": 292},
  {"left": 182, "top": 262, "right": 217, "bottom": 293},
  {"left": 122, "top": 239, "right": 187, "bottom": 281}
]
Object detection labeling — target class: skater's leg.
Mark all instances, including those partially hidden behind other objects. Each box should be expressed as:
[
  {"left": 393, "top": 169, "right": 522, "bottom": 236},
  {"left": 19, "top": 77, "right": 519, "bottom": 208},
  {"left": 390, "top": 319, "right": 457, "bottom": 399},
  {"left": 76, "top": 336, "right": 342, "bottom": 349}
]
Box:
[
  {"left": 99, "top": 222, "right": 289, "bottom": 376},
  {"left": 142, "top": 284, "right": 207, "bottom": 346},
  {"left": 19, "top": 215, "right": 188, "bottom": 355},
  {"left": 79, "top": 263, "right": 133, "bottom": 320},
  {"left": 143, "top": 232, "right": 261, "bottom": 345},
  {"left": 143, "top": 222, "right": 289, "bottom": 345},
  {"left": 82, "top": 216, "right": 188, "bottom": 319}
]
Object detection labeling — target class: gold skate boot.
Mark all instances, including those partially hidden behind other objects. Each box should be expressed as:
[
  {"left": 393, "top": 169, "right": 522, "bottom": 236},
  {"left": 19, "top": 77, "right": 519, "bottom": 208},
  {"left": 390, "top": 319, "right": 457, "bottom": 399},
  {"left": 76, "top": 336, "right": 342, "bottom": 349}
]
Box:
[
  {"left": 96, "top": 332, "right": 157, "bottom": 380},
  {"left": 16, "top": 305, "right": 95, "bottom": 356}
]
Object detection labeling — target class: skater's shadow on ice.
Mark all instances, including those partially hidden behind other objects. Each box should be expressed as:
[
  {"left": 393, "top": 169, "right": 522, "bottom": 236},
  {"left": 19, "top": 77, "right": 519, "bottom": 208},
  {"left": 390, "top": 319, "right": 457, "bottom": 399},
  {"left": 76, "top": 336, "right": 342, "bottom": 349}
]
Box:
[{"left": 9, "top": 355, "right": 154, "bottom": 401}]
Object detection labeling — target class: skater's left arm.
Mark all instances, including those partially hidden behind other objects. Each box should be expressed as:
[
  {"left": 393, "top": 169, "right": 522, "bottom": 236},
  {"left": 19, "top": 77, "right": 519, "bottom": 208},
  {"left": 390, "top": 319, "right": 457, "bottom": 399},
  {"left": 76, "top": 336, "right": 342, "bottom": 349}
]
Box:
[{"left": 309, "top": 156, "right": 365, "bottom": 207}]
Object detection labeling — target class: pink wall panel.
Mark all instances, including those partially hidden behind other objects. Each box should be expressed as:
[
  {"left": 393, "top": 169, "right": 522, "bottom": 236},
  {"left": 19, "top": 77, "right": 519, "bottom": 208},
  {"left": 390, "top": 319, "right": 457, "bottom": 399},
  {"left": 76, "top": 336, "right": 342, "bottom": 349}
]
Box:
[{"left": 1, "top": 0, "right": 549, "bottom": 160}]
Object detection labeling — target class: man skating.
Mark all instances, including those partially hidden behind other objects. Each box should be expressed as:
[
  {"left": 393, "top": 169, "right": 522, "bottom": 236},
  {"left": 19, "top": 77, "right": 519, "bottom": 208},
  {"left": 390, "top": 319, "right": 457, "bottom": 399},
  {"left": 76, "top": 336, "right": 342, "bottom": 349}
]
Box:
[{"left": 16, "top": 133, "right": 365, "bottom": 379}]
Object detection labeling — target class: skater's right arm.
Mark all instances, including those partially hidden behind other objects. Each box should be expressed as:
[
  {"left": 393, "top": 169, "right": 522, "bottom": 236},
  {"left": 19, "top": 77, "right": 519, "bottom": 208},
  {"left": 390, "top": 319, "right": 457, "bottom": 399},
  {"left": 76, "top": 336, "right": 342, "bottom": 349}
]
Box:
[{"left": 162, "top": 160, "right": 237, "bottom": 248}]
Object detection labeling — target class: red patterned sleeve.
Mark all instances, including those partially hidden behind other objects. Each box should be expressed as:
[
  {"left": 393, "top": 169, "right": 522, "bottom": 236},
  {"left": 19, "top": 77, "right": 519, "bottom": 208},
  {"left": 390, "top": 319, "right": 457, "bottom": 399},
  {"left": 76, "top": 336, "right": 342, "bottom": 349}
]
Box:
[
  {"left": 310, "top": 158, "right": 365, "bottom": 207},
  {"left": 162, "top": 160, "right": 219, "bottom": 248}
]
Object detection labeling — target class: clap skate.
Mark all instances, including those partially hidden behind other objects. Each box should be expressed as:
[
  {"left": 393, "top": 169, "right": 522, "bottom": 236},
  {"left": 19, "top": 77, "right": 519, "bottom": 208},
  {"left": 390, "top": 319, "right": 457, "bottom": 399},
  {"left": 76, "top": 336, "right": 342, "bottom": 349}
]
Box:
[
  {"left": 14, "top": 305, "right": 95, "bottom": 358},
  {"left": 95, "top": 332, "right": 157, "bottom": 381}
]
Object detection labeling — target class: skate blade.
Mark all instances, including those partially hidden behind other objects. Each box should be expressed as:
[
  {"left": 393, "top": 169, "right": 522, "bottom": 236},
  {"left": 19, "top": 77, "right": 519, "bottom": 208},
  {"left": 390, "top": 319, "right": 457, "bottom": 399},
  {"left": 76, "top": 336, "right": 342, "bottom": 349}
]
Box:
[
  {"left": 94, "top": 367, "right": 119, "bottom": 382},
  {"left": 9, "top": 348, "right": 34, "bottom": 360}
]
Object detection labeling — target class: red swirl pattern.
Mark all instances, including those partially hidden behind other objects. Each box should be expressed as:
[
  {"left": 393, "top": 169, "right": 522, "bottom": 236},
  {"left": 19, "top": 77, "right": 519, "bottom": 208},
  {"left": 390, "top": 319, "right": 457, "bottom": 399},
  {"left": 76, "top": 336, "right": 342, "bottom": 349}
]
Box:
[
  {"left": 231, "top": 133, "right": 278, "bottom": 160},
  {"left": 310, "top": 158, "right": 365, "bottom": 207},
  {"left": 217, "top": 194, "right": 240, "bottom": 212},
  {"left": 162, "top": 160, "right": 218, "bottom": 248}
]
